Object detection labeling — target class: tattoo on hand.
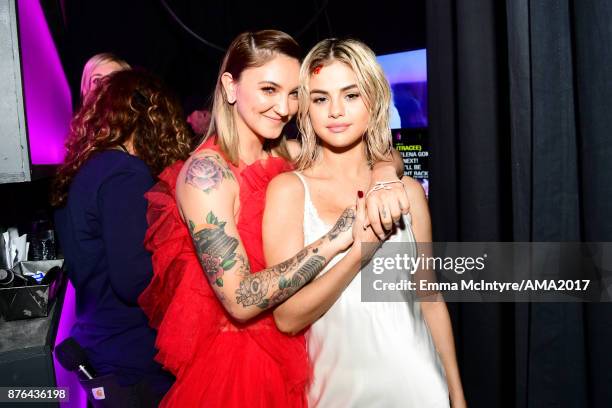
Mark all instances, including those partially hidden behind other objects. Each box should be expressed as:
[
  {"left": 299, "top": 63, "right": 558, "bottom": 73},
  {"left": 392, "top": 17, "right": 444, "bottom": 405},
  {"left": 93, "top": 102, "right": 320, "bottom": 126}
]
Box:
[
  {"left": 381, "top": 208, "right": 388, "bottom": 219},
  {"left": 327, "top": 207, "right": 356, "bottom": 241},
  {"left": 185, "top": 154, "right": 235, "bottom": 193},
  {"left": 190, "top": 211, "right": 238, "bottom": 287}
]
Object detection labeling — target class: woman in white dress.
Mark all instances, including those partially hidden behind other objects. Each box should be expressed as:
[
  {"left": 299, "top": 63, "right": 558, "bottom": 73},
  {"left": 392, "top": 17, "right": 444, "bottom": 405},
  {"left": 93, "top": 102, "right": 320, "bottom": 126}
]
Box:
[{"left": 263, "top": 38, "right": 466, "bottom": 407}]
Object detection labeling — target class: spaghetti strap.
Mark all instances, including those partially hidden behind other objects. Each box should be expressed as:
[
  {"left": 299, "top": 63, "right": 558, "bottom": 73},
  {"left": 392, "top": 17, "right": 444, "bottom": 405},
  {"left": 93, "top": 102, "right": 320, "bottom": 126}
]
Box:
[
  {"left": 293, "top": 172, "right": 333, "bottom": 246},
  {"left": 292, "top": 171, "right": 312, "bottom": 203},
  {"left": 292, "top": 171, "right": 323, "bottom": 225}
]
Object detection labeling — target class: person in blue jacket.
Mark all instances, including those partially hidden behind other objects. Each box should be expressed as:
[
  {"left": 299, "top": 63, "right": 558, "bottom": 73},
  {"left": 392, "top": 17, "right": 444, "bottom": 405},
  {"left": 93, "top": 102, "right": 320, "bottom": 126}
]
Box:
[{"left": 52, "top": 69, "right": 192, "bottom": 405}]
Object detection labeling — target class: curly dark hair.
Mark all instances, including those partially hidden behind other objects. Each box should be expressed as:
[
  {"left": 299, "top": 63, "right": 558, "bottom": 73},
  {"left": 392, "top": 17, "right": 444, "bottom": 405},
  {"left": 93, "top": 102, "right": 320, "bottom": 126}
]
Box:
[{"left": 51, "top": 69, "right": 193, "bottom": 207}]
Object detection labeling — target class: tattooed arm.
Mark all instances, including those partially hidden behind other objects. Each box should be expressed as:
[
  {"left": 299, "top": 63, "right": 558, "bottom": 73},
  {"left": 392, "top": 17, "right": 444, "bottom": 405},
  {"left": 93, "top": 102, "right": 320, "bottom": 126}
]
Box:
[
  {"left": 263, "top": 173, "right": 378, "bottom": 335},
  {"left": 176, "top": 149, "right": 356, "bottom": 322}
]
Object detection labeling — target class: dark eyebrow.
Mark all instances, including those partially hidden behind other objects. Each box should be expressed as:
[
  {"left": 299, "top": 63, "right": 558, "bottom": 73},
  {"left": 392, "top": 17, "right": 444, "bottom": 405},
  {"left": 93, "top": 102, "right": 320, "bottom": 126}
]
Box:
[{"left": 310, "top": 84, "right": 358, "bottom": 95}]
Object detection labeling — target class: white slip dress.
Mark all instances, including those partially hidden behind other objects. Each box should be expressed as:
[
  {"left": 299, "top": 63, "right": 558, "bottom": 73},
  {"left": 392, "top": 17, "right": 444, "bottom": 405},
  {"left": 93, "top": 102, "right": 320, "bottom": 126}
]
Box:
[{"left": 293, "top": 172, "right": 450, "bottom": 408}]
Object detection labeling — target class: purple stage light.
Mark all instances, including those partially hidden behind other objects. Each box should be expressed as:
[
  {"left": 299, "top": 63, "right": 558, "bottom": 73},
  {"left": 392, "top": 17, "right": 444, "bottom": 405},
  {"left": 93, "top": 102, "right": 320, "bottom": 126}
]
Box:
[
  {"left": 17, "top": 0, "right": 72, "bottom": 165},
  {"left": 16, "top": 1, "right": 83, "bottom": 406},
  {"left": 54, "top": 282, "right": 87, "bottom": 408}
]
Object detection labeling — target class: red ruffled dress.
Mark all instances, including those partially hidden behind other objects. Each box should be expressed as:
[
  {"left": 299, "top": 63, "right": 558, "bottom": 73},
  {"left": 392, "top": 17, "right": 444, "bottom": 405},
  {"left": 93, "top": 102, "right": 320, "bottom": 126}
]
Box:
[{"left": 138, "top": 139, "right": 309, "bottom": 407}]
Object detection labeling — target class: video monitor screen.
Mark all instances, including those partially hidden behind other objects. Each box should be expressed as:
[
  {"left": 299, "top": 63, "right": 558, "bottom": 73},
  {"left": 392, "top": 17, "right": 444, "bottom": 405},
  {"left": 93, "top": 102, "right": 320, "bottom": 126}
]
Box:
[
  {"left": 378, "top": 49, "right": 429, "bottom": 195},
  {"left": 376, "top": 49, "right": 427, "bottom": 129}
]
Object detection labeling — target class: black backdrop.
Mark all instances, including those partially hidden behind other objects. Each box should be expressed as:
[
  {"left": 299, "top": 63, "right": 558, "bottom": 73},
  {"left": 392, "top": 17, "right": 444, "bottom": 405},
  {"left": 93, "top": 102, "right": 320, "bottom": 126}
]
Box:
[
  {"left": 43, "top": 0, "right": 426, "bottom": 111},
  {"left": 427, "top": 1, "right": 612, "bottom": 407}
]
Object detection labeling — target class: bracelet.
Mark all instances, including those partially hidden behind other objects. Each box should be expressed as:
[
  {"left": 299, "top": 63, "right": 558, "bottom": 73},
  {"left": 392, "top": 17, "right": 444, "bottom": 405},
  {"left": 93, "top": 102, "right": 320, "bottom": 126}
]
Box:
[{"left": 364, "top": 180, "right": 406, "bottom": 200}]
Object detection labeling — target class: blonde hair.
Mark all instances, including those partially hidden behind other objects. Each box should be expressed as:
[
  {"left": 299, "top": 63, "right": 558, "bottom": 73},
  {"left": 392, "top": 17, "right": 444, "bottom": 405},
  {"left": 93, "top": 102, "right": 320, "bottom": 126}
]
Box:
[
  {"left": 296, "top": 38, "right": 392, "bottom": 170},
  {"left": 203, "top": 30, "right": 301, "bottom": 165},
  {"left": 80, "top": 53, "right": 130, "bottom": 101}
]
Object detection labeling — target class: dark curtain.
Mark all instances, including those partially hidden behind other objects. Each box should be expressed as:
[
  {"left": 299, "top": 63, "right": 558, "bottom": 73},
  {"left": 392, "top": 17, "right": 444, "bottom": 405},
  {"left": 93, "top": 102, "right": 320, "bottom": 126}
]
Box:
[{"left": 426, "top": 1, "right": 612, "bottom": 407}]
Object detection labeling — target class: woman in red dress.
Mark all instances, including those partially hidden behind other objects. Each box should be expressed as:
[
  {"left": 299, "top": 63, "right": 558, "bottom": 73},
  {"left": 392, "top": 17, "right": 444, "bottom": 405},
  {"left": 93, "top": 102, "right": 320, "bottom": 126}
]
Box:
[{"left": 139, "top": 30, "right": 408, "bottom": 407}]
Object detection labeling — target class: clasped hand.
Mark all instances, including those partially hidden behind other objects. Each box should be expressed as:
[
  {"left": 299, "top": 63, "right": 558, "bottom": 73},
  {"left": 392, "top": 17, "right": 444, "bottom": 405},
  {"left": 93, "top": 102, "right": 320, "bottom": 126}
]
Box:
[{"left": 329, "top": 179, "right": 409, "bottom": 258}]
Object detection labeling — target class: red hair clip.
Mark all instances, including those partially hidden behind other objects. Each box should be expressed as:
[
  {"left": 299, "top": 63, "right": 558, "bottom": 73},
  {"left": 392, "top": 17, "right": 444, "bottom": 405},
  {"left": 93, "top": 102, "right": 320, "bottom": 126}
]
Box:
[{"left": 313, "top": 65, "right": 323, "bottom": 75}]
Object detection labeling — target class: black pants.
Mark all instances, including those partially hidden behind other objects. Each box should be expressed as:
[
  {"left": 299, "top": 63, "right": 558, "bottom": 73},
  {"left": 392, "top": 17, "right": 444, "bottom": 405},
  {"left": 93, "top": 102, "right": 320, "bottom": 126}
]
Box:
[{"left": 81, "top": 374, "right": 166, "bottom": 408}]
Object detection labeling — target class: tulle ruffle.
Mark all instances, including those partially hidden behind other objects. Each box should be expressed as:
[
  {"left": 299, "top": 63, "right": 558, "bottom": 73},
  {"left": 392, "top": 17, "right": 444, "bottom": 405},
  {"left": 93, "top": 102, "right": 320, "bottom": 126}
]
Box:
[{"left": 138, "top": 141, "right": 309, "bottom": 407}]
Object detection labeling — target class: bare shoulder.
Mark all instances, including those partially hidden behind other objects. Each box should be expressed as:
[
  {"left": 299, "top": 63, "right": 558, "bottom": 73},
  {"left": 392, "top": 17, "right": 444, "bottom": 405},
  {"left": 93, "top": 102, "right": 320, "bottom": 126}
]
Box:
[
  {"left": 184, "top": 148, "right": 231, "bottom": 171},
  {"left": 264, "top": 173, "right": 305, "bottom": 246},
  {"left": 401, "top": 176, "right": 427, "bottom": 205},
  {"left": 175, "top": 149, "right": 238, "bottom": 222},
  {"left": 267, "top": 172, "right": 305, "bottom": 200},
  {"left": 179, "top": 148, "right": 237, "bottom": 192}
]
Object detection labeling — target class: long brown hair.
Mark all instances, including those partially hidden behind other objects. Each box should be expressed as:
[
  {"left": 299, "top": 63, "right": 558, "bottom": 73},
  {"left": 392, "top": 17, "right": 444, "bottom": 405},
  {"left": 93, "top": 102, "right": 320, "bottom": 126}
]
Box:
[
  {"left": 52, "top": 69, "right": 192, "bottom": 207},
  {"left": 205, "top": 30, "right": 302, "bottom": 165}
]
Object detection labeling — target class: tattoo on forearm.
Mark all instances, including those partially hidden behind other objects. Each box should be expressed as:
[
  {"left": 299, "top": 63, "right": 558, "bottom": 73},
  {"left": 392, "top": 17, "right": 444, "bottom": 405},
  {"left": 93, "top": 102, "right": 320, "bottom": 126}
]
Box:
[
  {"left": 235, "top": 270, "right": 270, "bottom": 307},
  {"left": 185, "top": 154, "right": 235, "bottom": 193},
  {"left": 234, "top": 254, "right": 251, "bottom": 278},
  {"left": 327, "top": 207, "right": 356, "bottom": 241},
  {"left": 190, "top": 211, "right": 238, "bottom": 287},
  {"left": 236, "top": 249, "right": 326, "bottom": 309},
  {"left": 191, "top": 212, "right": 328, "bottom": 312},
  {"left": 272, "top": 248, "right": 308, "bottom": 274},
  {"left": 290, "top": 256, "right": 326, "bottom": 287}
]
